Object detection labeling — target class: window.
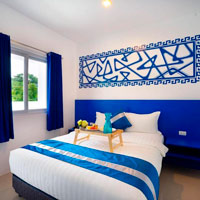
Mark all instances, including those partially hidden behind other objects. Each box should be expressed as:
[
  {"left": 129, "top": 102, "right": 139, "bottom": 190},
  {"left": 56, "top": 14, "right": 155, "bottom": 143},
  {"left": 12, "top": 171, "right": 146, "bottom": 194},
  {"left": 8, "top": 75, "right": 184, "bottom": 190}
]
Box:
[
  {"left": 28, "top": 59, "right": 47, "bottom": 110},
  {"left": 11, "top": 48, "right": 47, "bottom": 112},
  {"left": 11, "top": 54, "right": 25, "bottom": 111}
]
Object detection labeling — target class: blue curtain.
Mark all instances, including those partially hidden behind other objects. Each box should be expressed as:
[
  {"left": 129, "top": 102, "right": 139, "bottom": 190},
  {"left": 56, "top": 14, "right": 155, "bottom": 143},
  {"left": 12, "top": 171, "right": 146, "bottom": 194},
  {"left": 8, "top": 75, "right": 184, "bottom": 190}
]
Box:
[
  {"left": 47, "top": 52, "right": 63, "bottom": 131},
  {"left": 0, "top": 33, "right": 14, "bottom": 143}
]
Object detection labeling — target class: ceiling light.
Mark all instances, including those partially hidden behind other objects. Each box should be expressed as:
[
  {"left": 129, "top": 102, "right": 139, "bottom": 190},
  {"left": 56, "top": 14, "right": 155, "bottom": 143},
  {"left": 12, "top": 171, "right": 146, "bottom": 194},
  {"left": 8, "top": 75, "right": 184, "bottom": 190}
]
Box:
[{"left": 102, "top": 0, "right": 112, "bottom": 8}]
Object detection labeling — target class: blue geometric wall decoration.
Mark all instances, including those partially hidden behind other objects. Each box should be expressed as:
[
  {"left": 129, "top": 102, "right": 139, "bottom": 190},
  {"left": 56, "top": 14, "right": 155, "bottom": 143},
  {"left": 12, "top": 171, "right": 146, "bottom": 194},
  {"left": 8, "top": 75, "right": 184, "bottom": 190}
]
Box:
[{"left": 79, "top": 35, "right": 200, "bottom": 88}]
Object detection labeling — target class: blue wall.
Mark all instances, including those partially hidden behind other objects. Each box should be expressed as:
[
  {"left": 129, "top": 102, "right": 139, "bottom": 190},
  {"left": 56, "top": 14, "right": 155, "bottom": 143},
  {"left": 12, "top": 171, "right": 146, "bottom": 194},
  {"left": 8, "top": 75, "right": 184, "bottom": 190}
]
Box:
[{"left": 75, "top": 100, "right": 200, "bottom": 147}]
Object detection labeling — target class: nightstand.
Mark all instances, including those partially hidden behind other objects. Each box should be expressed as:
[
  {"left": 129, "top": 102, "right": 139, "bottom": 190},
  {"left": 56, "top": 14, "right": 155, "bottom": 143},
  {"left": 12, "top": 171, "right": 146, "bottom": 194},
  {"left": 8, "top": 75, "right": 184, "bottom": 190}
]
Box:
[
  {"left": 68, "top": 127, "right": 75, "bottom": 134},
  {"left": 164, "top": 138, "right": 200, "bottom": 170}
]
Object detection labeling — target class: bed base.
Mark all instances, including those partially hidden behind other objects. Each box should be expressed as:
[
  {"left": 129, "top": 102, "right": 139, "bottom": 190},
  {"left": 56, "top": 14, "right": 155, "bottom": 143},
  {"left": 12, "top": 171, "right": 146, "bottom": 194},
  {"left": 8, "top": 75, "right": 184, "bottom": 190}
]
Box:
[{"left": 12, "top": 174, "right": 56, "bottom": 200}]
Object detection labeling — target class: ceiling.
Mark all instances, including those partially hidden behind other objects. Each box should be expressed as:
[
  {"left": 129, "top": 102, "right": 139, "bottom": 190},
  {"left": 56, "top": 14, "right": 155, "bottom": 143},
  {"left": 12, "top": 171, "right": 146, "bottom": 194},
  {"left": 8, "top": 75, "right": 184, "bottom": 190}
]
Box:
[{"left": 0, "top": 0, "right": 199, "bottom": 43}]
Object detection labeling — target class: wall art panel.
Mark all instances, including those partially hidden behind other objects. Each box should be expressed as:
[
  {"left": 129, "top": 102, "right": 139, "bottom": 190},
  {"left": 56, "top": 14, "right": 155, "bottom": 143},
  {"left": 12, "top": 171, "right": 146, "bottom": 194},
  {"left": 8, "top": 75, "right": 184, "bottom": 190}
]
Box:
[{"left": 79, "top": 35, "right": 200, "bottom": 88}]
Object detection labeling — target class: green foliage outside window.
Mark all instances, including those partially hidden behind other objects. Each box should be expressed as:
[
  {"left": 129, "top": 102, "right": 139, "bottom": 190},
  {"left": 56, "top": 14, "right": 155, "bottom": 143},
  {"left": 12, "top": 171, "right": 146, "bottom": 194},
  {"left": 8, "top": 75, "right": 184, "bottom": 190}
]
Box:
[
  {"left": 28, "top": 74, "right": 38, "bottom": 101},
  {"left": 12, "top": 73, "right": 38, "bottom": 102},
  {"left": 12, "top": 74, "right": 23, "bottom": 101}
]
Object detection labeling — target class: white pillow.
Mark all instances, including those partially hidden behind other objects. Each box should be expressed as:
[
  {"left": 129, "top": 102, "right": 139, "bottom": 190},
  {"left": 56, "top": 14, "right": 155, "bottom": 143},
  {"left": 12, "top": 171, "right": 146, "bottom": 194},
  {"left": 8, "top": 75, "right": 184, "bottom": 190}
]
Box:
[
  {"left": 125, "top": 111, "right": 160, "bottom": 134},
  {"left": 95, "top": 112, "right": 105, "bottom": 127}
]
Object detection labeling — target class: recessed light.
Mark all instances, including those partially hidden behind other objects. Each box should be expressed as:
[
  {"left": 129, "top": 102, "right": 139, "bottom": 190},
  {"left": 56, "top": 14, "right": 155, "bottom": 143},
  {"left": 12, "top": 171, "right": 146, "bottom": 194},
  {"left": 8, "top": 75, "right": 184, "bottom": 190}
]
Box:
[{"left": 102, "top": 0, "right": 112, "bottom": 8}]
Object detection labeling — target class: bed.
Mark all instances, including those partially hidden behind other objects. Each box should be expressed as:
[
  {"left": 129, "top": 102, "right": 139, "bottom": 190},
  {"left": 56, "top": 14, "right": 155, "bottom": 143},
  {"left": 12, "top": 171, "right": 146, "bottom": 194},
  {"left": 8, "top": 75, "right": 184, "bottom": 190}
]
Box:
[
  {"left": 10, "top": 129, "right": 168, "bottom": 200},
  {"left": 9, "top": 99, "right": 200, "bottom": 199}
]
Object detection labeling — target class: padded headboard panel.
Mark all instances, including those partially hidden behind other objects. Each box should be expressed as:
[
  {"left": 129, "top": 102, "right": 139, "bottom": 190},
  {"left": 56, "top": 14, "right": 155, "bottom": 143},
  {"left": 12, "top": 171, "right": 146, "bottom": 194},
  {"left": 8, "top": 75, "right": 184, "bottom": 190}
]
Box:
[{"left": 75, "top": 100, "right": 200, "bottom": 142}]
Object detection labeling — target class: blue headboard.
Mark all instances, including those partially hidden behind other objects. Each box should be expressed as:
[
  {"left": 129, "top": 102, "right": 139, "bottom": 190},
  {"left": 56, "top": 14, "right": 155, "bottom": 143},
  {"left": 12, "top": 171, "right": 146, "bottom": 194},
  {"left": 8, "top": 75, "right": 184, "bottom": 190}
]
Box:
[{"left": 75, "top": 100, "right": 200, "bottom": 146}]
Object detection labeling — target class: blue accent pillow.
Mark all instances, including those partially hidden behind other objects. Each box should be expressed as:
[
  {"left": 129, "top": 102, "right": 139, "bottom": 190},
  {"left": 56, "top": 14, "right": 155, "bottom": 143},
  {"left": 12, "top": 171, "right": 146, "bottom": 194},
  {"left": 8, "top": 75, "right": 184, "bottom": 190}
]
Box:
[{"left": 111, "top": 111, "right": 132, "bottom": 130}]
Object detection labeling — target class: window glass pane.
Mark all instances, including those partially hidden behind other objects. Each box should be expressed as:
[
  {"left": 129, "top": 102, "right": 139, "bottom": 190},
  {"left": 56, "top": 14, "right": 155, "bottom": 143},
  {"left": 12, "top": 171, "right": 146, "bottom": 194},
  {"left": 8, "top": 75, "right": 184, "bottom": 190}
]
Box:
[
  {"left": 11, "top": 54, "right": 24, "bottom": 111},
  {"left": 28, "top": 59, "right": 47, "bottom": 110}
]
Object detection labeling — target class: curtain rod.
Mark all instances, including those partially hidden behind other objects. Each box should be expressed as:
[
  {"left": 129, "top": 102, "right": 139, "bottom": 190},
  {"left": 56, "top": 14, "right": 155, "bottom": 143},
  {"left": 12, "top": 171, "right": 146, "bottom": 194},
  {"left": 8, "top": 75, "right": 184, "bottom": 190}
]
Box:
[
  {"left": 11, "top": 39, "right": 63, "bottom": 59},
  {"left": 11, "top": 39, "right": 47, "bottom": 54}
]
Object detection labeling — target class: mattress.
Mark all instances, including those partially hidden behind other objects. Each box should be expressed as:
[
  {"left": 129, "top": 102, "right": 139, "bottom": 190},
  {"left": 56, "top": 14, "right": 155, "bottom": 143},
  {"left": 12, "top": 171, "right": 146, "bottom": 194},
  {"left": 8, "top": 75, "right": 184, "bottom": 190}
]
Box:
[{"left": 9, "top": 131, "right": 168, "bottom": 200}]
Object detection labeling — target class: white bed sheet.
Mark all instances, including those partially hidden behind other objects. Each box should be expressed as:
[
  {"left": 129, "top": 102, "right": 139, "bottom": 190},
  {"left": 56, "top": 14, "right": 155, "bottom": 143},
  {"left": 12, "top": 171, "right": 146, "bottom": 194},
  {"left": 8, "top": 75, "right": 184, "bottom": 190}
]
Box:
[{"left": 9, "top": 131, "right": 168, "bottom": 200}]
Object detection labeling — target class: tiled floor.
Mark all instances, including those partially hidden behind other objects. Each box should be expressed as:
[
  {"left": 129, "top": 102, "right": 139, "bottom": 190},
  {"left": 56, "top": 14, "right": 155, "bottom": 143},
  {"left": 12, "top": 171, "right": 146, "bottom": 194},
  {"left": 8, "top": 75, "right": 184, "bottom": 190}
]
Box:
[
  {"left": 159, "top": 164, "right": 200, "bottom": 200},
  {"left": 0, "top": 173, "right": 23, "bottom": 200},
  {"left": 0, "top": 164, "right": 200, "bottom": 200}
]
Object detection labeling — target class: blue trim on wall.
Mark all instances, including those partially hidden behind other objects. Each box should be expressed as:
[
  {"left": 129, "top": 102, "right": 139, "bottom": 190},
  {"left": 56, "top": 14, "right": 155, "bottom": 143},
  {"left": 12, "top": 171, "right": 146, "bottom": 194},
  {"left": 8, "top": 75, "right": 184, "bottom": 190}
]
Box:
[
  {"left": 75, "top": 100, "right": 200, "bottom": 147},
  {"left": 79, "top": 35, "right": 200, "bottom": 88}
]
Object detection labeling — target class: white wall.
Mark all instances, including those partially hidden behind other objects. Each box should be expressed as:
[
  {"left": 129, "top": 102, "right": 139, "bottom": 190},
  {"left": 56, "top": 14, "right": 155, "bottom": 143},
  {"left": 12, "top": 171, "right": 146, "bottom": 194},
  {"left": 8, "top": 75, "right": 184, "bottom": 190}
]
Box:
[
  {"left": 1, "top": 2, "right": 200, "bottom": 176},
  {"left": 77, "top": 12, "right": 200, "bottom": 100},
  {"left": 0, "top": 3, "right": 77, "bottom": 175}
]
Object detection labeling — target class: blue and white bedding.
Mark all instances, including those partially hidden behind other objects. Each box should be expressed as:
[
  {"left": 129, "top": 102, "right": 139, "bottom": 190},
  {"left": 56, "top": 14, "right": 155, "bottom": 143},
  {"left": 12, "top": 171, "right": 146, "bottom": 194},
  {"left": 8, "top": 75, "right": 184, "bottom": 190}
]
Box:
[{"left": 9, "top": 131, "right": 168, "bottom": 200}]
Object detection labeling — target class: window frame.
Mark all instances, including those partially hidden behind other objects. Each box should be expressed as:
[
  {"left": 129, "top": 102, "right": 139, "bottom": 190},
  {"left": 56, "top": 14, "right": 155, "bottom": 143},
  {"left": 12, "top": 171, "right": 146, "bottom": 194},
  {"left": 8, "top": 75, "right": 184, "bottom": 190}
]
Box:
[{"left": 11, "top": 45, "right": 47, "bottom": 114}]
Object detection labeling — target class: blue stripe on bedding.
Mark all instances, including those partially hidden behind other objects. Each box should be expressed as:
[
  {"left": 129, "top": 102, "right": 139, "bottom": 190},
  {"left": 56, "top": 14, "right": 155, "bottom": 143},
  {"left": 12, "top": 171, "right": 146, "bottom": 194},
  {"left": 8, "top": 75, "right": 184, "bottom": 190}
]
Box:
[{"left": 22, "top": 140, "right": 159, "bottom": 200}]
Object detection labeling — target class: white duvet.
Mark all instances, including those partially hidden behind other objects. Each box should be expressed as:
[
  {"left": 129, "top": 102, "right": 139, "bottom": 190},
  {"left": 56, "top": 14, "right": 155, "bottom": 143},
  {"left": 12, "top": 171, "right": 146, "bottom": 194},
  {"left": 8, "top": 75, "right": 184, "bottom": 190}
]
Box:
[{"left": 9, "top": 131, "right": 168, "bottom": 200}]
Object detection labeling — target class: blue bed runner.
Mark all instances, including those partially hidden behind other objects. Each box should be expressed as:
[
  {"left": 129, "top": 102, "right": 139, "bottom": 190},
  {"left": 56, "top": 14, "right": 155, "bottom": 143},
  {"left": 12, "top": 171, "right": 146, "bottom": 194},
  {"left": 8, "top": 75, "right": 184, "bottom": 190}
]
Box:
[{"left": 22, "top": 140, "right": 159, "bottom": 200}]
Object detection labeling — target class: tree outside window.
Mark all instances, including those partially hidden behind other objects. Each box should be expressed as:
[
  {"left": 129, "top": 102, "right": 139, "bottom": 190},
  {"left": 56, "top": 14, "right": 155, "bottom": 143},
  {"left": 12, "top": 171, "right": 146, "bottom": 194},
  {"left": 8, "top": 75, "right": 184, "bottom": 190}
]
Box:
[{"left": 12, "top": 73, "right": 38, "bottom": 102}]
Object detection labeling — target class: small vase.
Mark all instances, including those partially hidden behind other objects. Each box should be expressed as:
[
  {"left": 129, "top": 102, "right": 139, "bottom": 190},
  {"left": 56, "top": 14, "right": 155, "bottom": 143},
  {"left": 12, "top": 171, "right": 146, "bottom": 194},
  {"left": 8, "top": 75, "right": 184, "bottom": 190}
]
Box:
[{"left": 103, "top": 113, "right": 112, "bottom": 134}]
